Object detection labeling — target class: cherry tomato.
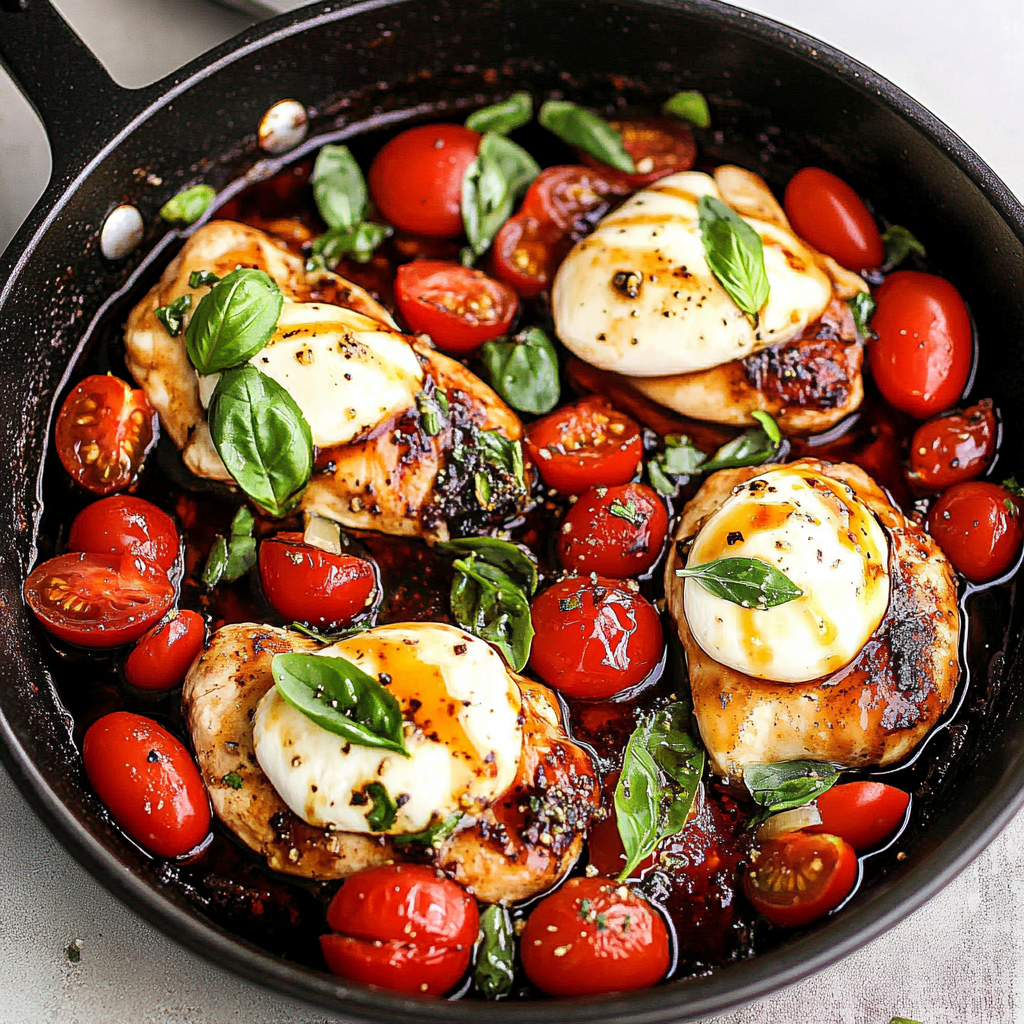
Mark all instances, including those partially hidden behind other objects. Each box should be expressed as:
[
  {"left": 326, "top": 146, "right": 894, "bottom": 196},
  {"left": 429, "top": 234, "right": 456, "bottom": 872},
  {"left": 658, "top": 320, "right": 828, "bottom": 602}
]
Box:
[
  {"left": 868, "top": 271, "right": 973, "bottom": 419},
  {"left": 580, "top": 117, "right": 697, "bottom": 187},
  {"left": 82, "top": 711, "right": 210, "bottom": 858},
  {"left": 24, "top": 552, "right": 175, "bottom": 648},
  {"left": 558, "top": 482, "right": 668, "bottom": 577},
  {"left": 530, "top": 575, "right": 663, "bottom": 698},
  {"left": 807, "top": 782, "right": 910, "bottom": 852},
  {"left": 928, "top": 481, "right": 1024, "bottom": 582},
  {"left": 68, "top": 495, "right": 179, "bottom": 572},
  {"left": 524, "top": 396, "right": 643, "bottom": 495},
  {"left": 520, "top": 877, "right": 670, "bottom": 997},
  {"left": 124, "top": 610, "right": 206, "bottom": 692},
  {"left": 743, "top": 832, "right": 857, "bottom": 928},
  {"left": 259, "top": 533, "right": 376, "bottom": 628},
  {"left": 367, "top": 124, "right": 481, "bottom": 238},
  {"left": 320, "top": 935, "right": 471, "bottom": 997},
  {"left": 394, "top": 260, "right": 519, "bottom": 352},
  {"left": 491, "top": 213, "right": 569, "bottom": 297},
  {"left": 906, "top": 399, "right": 997, "bottom": 493},
  {"left": 783, "top": 167, "right": 885, "bottom": 271},
  {"left": 55, "top": 375, "right": 157, "bottom": 494},
  {"left": 520, "top": 165, "right": 630, "bottom": 238}
]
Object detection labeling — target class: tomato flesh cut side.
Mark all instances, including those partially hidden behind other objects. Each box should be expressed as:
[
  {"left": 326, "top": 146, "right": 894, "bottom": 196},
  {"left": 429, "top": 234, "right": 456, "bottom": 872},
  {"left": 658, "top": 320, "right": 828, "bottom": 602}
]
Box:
[{"left": 580, "top": 118, "right": 697, "bottom": 187}]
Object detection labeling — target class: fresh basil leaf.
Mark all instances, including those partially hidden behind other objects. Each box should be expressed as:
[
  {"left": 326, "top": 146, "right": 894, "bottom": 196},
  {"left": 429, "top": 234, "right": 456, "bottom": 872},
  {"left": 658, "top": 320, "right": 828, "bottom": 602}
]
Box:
[
  {"left": 481, "top": 327, "right": 561, "bottom": 415},
  {"left": 615, "top": 701, "right": 705, "bottom": 880},
  {"left": 742, "top": 760, "right": 840, "bottom": 821},
  {"left": 311, "top": 144, "right": 368, "bottom": 232},
  {"left": 307, "top": 221, "right": 391, "bottom": 271},
  {"left": 363, "top": 782, "right": 398, "bottom": 831},
  {"left": 209, "top": 366, "right": 312, "bottom": 517},
  {"left": 160, "top": 184, "right": 216, "bottom": 226},
  {"left": 698, "top": 194, "right": 770, "bottom": 326},
  {"left": 154, "top": 294, "right": 191, "bottom": 338},
  {"left": 272, "top": 651, "right": 408, "bottom": 754},
  {"left": 473, "top": 904, "right": 515, "bottom": 1000},
  {"left": 750, "top": 410, "right": 781, "bottom": 444},
  {"left": 698, "top": 423, "right": 778, "bottom": 473},
  {"left": 462, "top": 132, "right": 540, "bottom": 256},
  {"left": 538, "top": 100, "right": 636, "bottom": 175},
  {"left": 477, "top": 430, "right": 527, "bottom": 489},
  {"left": 648, "top": 434, "right": 706, "bottom": 494},
  {"left": 416, "top": 387, "right": 449, "bottom": 437},
  {"left": 662, "top": 90, "right": 711, "bottom": 129},
  {"left": 882, "top": 224, "right": 926, "bottom": 269},
  {"left": 393, "top": 811, "right": 463, "bottom": 847},
  {"left": 608, "top": 498, "right": 647, "bottom": 527},
  {"left": 435, "top": 536, "right": 538, "bottom": 595},
  {"left": 1004, "top": 475, "right": 1024, "bottom": 498},
  {"left": 223, "top": 506, "right": 257, "bottom": 581},
  {"left": 201, "top": 535, "right": 228, "bottom": 589},
  {"left": 189, "top": 270, "right": 221, "bottom": 289},
  {"left": 289, "top": 621, "right": 371, "bottom": 644},
  {"left": 648, "top": 459, "right": 675, "bottom": 496},
  {"left": 675, "top": 554, "right": 803, "bottom": 609},
  {"left": 222, "top": 771, "right": 243, "bottom": 790},
  {"left": 185, "top": 268, "right": 282, "bottom": 375},
  {"left": 466, "top": 92, "right": 533, "bottom": 135},
  {"left": 849, "top": 290, "right": 878, "bottom": 339}
]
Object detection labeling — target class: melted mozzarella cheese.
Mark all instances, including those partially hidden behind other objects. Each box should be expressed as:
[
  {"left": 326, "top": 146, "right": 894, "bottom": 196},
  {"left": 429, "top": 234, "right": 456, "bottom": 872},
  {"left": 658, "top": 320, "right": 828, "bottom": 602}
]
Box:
[
  {"left": 682, "top": 466, "right": 890, "bottom": 683},
  {"left": 551, "top": 171, "right": 833, "bottom": 377},
  {"left": 252, "top": 623, "right": 522, "bottom": 834}
]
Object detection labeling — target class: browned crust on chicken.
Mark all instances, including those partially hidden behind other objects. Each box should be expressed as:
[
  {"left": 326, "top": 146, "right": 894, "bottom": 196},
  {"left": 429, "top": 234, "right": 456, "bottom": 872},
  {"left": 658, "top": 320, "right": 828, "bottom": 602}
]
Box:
[{"left": 664, "top": 459, "right": 960, "bottom": 778}]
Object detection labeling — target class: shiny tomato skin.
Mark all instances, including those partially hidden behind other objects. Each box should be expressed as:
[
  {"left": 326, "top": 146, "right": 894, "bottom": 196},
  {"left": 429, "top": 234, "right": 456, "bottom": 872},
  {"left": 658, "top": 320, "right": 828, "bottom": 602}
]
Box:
[
  {"left": 320, "top": 934, "right": 471, "bottom": 996},
  {"left": 807, "top": 782, "right": 909, "bottom": 852},
  {"left": 524, "top": 396, "right": 643, "bottom": 495},
  {"left": 68, "top": 495, "right": 179, "bottom": 572},
  {"left": 24, "top": 552, "right": 175, "bottom": 648},
  {"left": 783, "top": 167, "right": 885, "bottom": 271},
  {"left": 491, "top": 213, "right": 569, "bottom": 297},
  {"left": 530, "top": 575, "right": 663, "bottom": 698},
  {"left": 906, "top": 399, "right": 997, "bottom": 493},
  {"left": 124, "top": 610, "right": 206, "bottom": 692},
  {"left": 368, "top": 124, "right": 481, "bottom": 238},
  {"left": 394, "top": 260, "right": 519, "bottom": 352},
  {"left": 928, "top": 481, "right": 1024, "bottom": 582},
  {"left": 580, "top": 117, "right": 697, "bottom": 187},
  {"left": 326, "top": 864, "right": 479, "bottom": 949},
  {"left": 520, "top": 165, "right": 630, "bottom": 238},
  {"left": 868, "top": 271, "right": 973, "bottom": 419},
  {"left": 743, "top": 832, "right": 857, "bottom": 928},
  {"left": 82, "top": 711, "right": 210, "bottom": 858},
  {"left": 259, "top": 535, "right": 376, "bottom": 628},
  {"left": 520, "top": 877, "right": 670, "bottom": 997},
  {"left": 558, "top": 482, "right": 668, "bottom": 578}
]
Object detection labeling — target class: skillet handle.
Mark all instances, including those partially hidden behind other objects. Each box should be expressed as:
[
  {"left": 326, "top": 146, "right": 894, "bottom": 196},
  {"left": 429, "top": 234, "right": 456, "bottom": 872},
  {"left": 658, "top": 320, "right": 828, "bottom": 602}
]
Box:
[{"left": 0, "top": 0, "right": 144, "bottom": 182}]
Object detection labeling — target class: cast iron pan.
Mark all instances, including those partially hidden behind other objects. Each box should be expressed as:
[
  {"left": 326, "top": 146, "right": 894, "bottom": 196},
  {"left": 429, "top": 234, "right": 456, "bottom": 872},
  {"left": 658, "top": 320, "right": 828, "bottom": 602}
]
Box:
[{"left": 2, "top": 0, "right": 1024, "bottom": 1019}]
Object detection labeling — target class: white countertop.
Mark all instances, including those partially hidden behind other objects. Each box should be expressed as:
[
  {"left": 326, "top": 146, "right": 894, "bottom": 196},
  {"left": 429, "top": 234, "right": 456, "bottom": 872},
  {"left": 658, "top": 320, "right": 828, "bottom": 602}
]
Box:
[{"left": 2, "top": 2, "right": 1023, "bottom": 1021}]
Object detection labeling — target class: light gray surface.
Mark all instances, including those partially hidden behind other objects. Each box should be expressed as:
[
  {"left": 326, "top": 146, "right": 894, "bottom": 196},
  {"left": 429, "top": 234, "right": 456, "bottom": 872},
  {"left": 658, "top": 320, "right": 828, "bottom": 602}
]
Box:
[{"left": 1, "top": 1, "right": 1023, "bottom": 1021}]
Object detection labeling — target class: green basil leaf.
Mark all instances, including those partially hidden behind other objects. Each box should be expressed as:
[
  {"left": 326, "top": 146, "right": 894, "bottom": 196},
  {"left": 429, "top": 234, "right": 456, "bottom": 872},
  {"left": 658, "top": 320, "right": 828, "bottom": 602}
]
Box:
[
  {"left": 466, "top": 92, "right": 533, "bottom": 135},
  {"left": 675, "top": 554, "right": 803, "bottom": 609},
  {"left": 742, "top": 760, "right": 840, "bottom": 821},
  {"left": 209, "top": 366, "right": 312, "bottom": 517},
  {"left": 307, "top": 221, "right": 391, "bottom": 271},
  {"left": 289, "top": 621, "right": 371, "bottom": 643},
  {"left": 154, "top": 294, "right": 191, "bottom": 338},
  {"left": 481, "top": 327, "right": 561, "bottom": 415},
  {"left": 435, "top": 536, "right": 538, "bottom": 595},
  {"left": 648, "top": 434, "right": 706, "bottom": 494},
  {"left": 698, "top": 424, "right": 778, "bottom": 473},
  {"left": 473, "top": 904, "right": 516, "bottom": 1000},
  {"left": 393, "top": 811, "right": 463, "bottom": 847},
  {"left": 615, "top": 701, "right": 705, "bottom": 880},
  {"left": 462, "top": 132, "right": 540, "bottom": 256},
  {"left": 201, "top": 535, "right": 228, "bottom": 589},
  {"left": 750, "top": 410, "right": 781, "bottom": 444},
  {"left": 882, "top": 224, "right": 926, "bottom": 269},
  {"left": 608, "top": 498, "right": 647, "bottom": 528},
  {"left": 648, "top": 459, "right": 676, "bottom": 496},
  {"left": 662, "top": 90, "right": 711, "bottom": 129},
  {"left": 189, "top": 270, "right": 221, "bottom": 289},
  {"left": 416, "top": 387, "right": 449, "bottom": 437},
  {"left": 698, "top": 194, "right": 770, "bottom": 325},
  {"left": 222, "top": 771, "right": 244, "bottom": 790},
  {"left": 363, "top": 782, "right": 398, "bottom": 831},
  {"left": 185, "top": 268, "right": 282, "bottom": 375},
  {"left": 849, "top": 290, "right": 878, "bottom": 340},
  {"left": 538, "top": 100, "right": 636, "bottom": 175},
  {"left": 160, "top": 184, "right": 216, "bottom": 226},
  {"left": 272, "top": 651, "right": 408, "bottom": 754},
  {"left": 223, "top": 506, "right": 257, "bottom": 581},
  {"left": 311, "top": 144, "right": 368, "bottom": 232}
]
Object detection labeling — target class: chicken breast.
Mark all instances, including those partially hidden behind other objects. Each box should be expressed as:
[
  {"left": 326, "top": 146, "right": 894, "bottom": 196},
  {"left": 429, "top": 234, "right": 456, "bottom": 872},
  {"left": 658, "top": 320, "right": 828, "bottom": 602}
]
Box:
[{"left": 664, "top": 459, "right": 960, "bottom": 779}]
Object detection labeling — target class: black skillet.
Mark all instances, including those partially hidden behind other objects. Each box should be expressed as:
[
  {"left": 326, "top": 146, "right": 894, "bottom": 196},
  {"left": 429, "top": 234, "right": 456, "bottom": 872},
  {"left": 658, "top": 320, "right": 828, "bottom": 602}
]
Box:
[{"left": 3, "top": 0, "right": 1024, "bottom": 1019}]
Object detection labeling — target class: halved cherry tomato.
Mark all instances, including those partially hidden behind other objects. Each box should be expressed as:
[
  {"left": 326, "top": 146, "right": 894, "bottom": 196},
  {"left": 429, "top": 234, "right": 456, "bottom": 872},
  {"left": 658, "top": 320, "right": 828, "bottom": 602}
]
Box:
[
  {"left": 743, "top": 832, "right": 857, "bottom": 928},
  {"left": 783, "top": 167, "right": 885, "bottom": 271},
  {"left": 259, "top": 533, "right": 376, "bottom": 628},
  {"left": 807, "top": 782, "right": 909, "bottom": 852},
  {"left": 868, "top": 271, "right": 973, "bottom": 419},
  {"left": 530, "top": 575, "right": 663, "bottom": 698},
  {"left": 68, "top": 495, "right": 179, "bottom": 572},
  {"left": 124, "top": 610, "right": 206, "bottom": 692},
  {"left": 394, "top": 260, "right": 519, "bottom": 352},
  {"left": 928, "top": 481, "right": 1024, "bottom": 583},
  {"left": 906, "top": 399, "right": 997, "bottom": 493},
  {"left": 558, "top": 482, "right": 668, "bottom": 577},
  {"left": 368, "top": 124, "right": 481, "bottom": 237},
  {"left": 520, "top": 165, "right": 630, "bottom": 238},
  {"left": 320, "top": 935, "right": 470, "bottom": 997},
  {"left": 491, "top": 213, "right": 569, "bottom": 297},
  {"left": 524, "top": 396, "right": 643, "bottom": 495},
  {"left": 520, "top": 877, "right": 670, "bottom": 997},
  {"left": 580, "top": 117, "right": 697, "bottom": 187},
  {"left": 82, "top": 711, "right": 210, "bottom": 858},
  {"left": 55, "top": 375, "right": 157, "bottom": 495},
  {"left": 24, "top": 552, "right": 174, "bottom": 648}
]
